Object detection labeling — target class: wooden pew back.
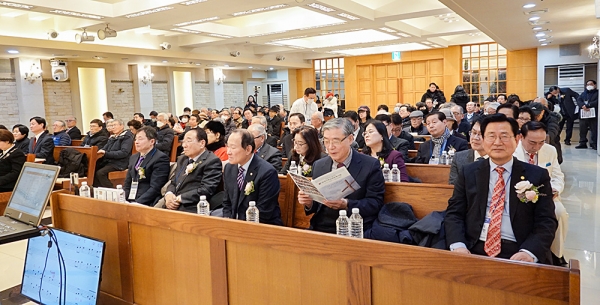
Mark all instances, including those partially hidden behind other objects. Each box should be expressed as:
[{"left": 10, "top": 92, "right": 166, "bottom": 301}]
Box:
[
  {"left": 52, "top": 146, "right": 99, "bottom": 187},
  {"left": 71, "top": 139, "right": 83, "bottom": 146},
  {"left": 50, "top": 193, "right": 580, "bottom": 305},
  {"left": 169, "top": 136, "right": 179, "bottom": 162},
  {"left": 405, "top": 163, "right": 450, "bottom": 184}
]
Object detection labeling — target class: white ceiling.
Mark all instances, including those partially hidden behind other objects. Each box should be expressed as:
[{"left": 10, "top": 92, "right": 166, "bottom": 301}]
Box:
[{"left": 0, "top": 0, "right": 596, "bottom": 69}]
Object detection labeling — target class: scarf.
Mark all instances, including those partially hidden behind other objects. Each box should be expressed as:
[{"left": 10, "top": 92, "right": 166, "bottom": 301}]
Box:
[{"left": 431, "top": 128, "right": 451, "bottom": 158}]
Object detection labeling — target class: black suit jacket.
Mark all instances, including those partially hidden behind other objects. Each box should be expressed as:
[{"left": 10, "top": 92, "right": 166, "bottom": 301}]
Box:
[
  {"left": 222, "top": 156, "right": 283, "bottom": 225},
  {"left": 549, "top": 88, "right": 579, "bottom": 119},
  {"left": 280, "top": 133, "right": 294, "bottom": 158},
  {"left": 100, "top": 131, "right": 134, "bottom": 170},
  {"left": 156, "top": 126, "right": 175, "bottom": 157},
  {"left": 165, "top": 151, "right": 223, "bottom": 213},
  {"left": 306, "top": 150, "right": 385, "bottom": 233},
  {"left": 29, "top": 131, "right": 55, "bottom": 164},
  {"left": 268, "top": 115, "right": 283, "bottom": 137},
  {"left": 124, "top": 148, "right": 170, "bottom": 206},
  {"left": 14, "top": 138, "right": 30, "bottom": 154},
  {"left": 0, "top": 147, "right": 26, "bottom": 192},
  {"left": 415, "top": 134, "right": 469, "bottom": 164},
  {"left": 256, "top": 144, "right": 283, "bottom": 172},
  {"left": 354, "top": 126, "right": 366, "bottom": 149},
  {"left": 81, "top": 131, "right": 108, "bottom": 148},
  {"left": 398, "top": 130, "right": 415, "bottom": 150},
  {"left": 445, "top": 158, "right": 558, "bottom": 264},
  {"left": 448, "top": 149, "right": 475, "bottom": 185},
  {"left": 67, "top": 126, "right": 82, "bottom": 140},
  {"left": 389, "top": 135, "right": 410, "bottom": 162}
]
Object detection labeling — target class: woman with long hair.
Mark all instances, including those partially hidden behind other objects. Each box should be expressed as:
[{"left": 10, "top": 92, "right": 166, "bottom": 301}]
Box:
[
  {"left": 246, "top": 95, "right": 258, "bottom": 110},
  {"left": 280, "top": 126, "right": 325, "bottom": 177},
  {"left": 357, "top": 105, "right": 372, "bottom": 129},
  {"left": 204, "top": 121, "right": 228, "bottom": 161},
  {"left": 362, "top": 121, "right": 409, "bottom": 182}
]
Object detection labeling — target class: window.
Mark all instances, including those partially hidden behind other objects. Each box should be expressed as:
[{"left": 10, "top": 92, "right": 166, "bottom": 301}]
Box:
[
  {"left": 314, "top": 58, "right": 345, "bottom": 100},
  {"left": 461, "top": 43, "right": 507, "bottom": 104}
]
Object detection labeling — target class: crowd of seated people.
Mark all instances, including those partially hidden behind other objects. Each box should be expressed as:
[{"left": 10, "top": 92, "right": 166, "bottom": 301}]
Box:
[{"left": 2, "top": 83, "right": 589, "bottom": 268}]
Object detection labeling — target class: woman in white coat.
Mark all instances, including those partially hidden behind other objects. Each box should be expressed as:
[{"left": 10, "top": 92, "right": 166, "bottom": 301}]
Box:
[{"left": 323, "top": 92, "right": 338, "bottom": 118}]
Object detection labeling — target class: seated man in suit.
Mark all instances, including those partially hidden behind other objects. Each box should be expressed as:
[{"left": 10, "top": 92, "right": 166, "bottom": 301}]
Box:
[
  {"left": 343, "top": 111, "right": 365, "bottom": 149},
  {"left": 160, "top": 128, "right": 223, "bottom": 213},
  {"left": 65, "top": 116, "right": 82, "bottom": 140},
  {"left": 390, "top": 113, "right": 415, "bottom": 149},
  {"left": 297, "top": 118, "right": 385, "bottom": 234},
  {"left": 81, "top": 119, "right": 109, "bottom": 148},
  {"left": 123, "top": 126, "right": 170, "bottom": 206},
  {"left": 445, "top": 114, "right": 558, "bottom": 264},
  {"left": 267, "top": 106, "right": 283, "bottom": 139},
  {"left": 94, "top": 119, "right": 134, "bottom": 188},
  {"left": 28, "top": 116, "right": 55, "bottom": 164},
  {"left": 415, "top": 112, "right": 469, "bottom": 164},
  {"left": 465, "top": 101, "right": 481, "bottom": 124},
  {"left": 251, "top": 116, "right": 278, "bottom": 147},
  {"left": 248, "top": 123, "right": 283, "bottom": 172},
  {"left": 451, "top": 105, "right": 473, "bottom": 140},
  {"left": 374, "top": 114, "right": 410, "bottom": 161},
  {"left": 449, "top": 116, "right": 488, "bottom": 184},
  {"left": 222, "top": 129, "right": 283, "bottom": 225},
  {"left": 403, "top": 111, "right": 429, "bottom": 136},
  {"left": 156, "top": 112, "right": 175, "bottom": 158},
  {"left": 513, "top": 121, "right": 567, "bottom": 265},
  {"left": 280, "top": 113, "right": 305, "bottom": 158}
]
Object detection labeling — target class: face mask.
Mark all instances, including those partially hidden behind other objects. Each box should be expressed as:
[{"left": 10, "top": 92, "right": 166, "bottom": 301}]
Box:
[
  {"left": 151, "top": 118, "right": 156, "bottom": 122},
  {"left": 394, "top": 107, "right": 400, "bottom": 113},
  {"left": 156, "top": 121, "right": 165, "bottom": 128},
  {"left": 587, "top": 86, "right": 595, "bottom": 91},
  {"left": 221, "top": 116, "right": 229, "bottom": 121},
  {"left": 308, "top": 99, "right": 315, "bottom": 103},
  {"left": 181, "top": 118, "right": 188, "bottom": 123}
]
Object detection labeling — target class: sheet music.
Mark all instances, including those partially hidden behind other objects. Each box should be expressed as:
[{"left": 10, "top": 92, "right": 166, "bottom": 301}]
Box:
[{"left": 289, "top": 167, "right": 360, "bottom": 203}]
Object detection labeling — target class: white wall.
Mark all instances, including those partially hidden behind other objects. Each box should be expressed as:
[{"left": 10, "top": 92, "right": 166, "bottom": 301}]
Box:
[{"left": 537, "top": 44, "right": 596, "bottom": 96}]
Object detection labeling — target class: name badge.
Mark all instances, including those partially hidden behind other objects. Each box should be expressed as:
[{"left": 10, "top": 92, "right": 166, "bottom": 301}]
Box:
[
  {"left": 479, "top": 217, "right": 490, "bottom": 241},
  {"left": 429, "top": 157, "right": 439, "bottom": 165},
  {"left": 128, "top": 181, "right": 139, "bottom": 200}
]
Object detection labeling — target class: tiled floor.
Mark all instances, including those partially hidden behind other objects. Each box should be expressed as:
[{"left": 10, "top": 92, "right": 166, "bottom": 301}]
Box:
[{"left": 1, "top": 145, "right": 599, "bottom": 303}]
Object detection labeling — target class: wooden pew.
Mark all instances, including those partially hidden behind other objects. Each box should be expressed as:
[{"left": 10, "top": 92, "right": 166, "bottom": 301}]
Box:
[
  {"left": 408, "top": 150, "right": 417, "bottom": 159},
  {"left": 26, "top": 154, "right": 36, "bottom": 162},
  {"left": 50, "top": 193, "right": 581, "bottom": 305},
  {"left": 108, "top": 170, "right": 127, "bottom": 187},
  {"left": 405, "top": 163, "right": 450, "bottom": 184},
  {"left": 52, "top": 146, "right": 99, "bottom": 189},
  {"left": 414, "top": 141, "right": 423, "bottom": 150},
  {"left": 0, "top": 191, "right": 11, "bottom": 215},
  {"left": 71, "top": 139, "right": 83, "bottom": 146},
  {"left": 169, "top": 137, "right": 179, "bottom": 162},
  {"left": 282, "top": 157, "right": 287, "bottom": 169}
]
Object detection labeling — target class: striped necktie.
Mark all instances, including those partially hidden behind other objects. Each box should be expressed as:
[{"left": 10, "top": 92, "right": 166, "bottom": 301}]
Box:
[
  {"left": 484, "top": 167, "right": 506, "bottom": 257},
  {"left": 237, "top": 167, "right": 245, "bottom": 191}
]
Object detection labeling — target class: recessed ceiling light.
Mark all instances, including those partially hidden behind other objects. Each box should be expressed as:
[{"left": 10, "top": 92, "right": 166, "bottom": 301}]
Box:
[
  {"left": 224, "top": 64, "right": 229, "bottom": 67},
  {"left": 93, "top": 56, "right": 105, "bottom": 60},
  {"left": 162, "top": 60, "right": 168, "bottom": 63},
  {"left": 541, "top": 43, "right": 548, "bottom": 46},
  {"left": 7, "top": 50, "right": 19, "bottom": 54},
  {"left": 308, "top": 3, "right": 335, "bottom": 12},
  {"left": 171, "top": 28, "right": 201, "bottom": 34},
  {"left": 248, "top": 66, "right": 253, "bottom": 68},
  {"left": 174, "top": 16, "right": 219, "bottom": 27},
  {"left": 269, "top": 67, "right": 274, "bottom": 70},
  {"left": 180, "top": 0, "right": 207, "bottom": 5},
  {"left": 523, "top": 4, "right": 536, "bottom": 9},
  {"left": 232, "top": 4, "right": 287, "bottom": 16},
  {"left": 49, "top": 9, "right": 104, "bottom": 20},
  {"left": 532, "top": 26, "right": 542, "bottom": 31},
  {"left": 0, "top": 1, "right": 33, "bottom": 9},
  {"left": 538, "top": 38, "right": 547, "bottom": 42},
  {"left": 125, "top": 7, "right": 173, "bottom": 18},
  {"left": 528, "top": 16, "right": 540, "bottom": 21},
  {"left": 195, "top": 63, "right": 201, "bottom": 66},
  {"left": 337, "top": 13, "right": 359, "bottom": 20},
  {"left": 535, "top": 32, "right": 546, "bottom": 37}
]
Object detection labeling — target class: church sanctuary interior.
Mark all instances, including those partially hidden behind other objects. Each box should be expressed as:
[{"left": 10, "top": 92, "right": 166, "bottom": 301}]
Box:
[{"left": 0, "top": 0, "right": 599, "bottom": 304}]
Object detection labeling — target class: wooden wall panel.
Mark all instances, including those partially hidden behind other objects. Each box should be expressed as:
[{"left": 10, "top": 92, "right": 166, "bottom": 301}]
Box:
[
  {"left": 226, "top": 241, "right": 348, "bottom": 305},
  {"left": 506, "top": 48, "right": 537, "bottom": 100},
  {"left": 295, "top": 68, "right": 314, "bottom": 99}
]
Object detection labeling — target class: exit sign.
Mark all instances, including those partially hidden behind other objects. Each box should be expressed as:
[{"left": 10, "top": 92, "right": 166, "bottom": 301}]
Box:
[{"left": 392, "top": 51, "right": 401, "bottom": 61}]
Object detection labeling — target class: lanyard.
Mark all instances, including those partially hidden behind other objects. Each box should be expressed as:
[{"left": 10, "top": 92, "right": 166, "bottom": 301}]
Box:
[{"left": 135, "top": 148, "right": 157, "bottom": 182}]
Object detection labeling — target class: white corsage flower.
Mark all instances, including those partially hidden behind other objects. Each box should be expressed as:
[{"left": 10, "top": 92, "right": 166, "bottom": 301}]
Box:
[
  {"left": 514, "top": 180, "right": 533, "bottom": 194},
  {"left": 244, "top": 181, "right": 255, "bottom": 195},
  {"left": 185, "top": 162, "right": 197, "bottom": 175}
]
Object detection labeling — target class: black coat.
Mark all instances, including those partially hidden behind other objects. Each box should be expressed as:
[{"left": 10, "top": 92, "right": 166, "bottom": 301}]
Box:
[
  {"left": 222, "top": 156, "right": 283, "bottom": 225},
  {"left": 165, "top": 151, "right": 223, "bottom": 213},
  {"left": 156, "top": 126, "right": 175, "bottom": 158},
  {"left": 28, "top": 131, "right": 55, "bottom": 164},
  {"left": 548, "top": 88, "right": 579, "bottom": 119},
  {"left": 0, "top": 147, "right": 26, "bottom": 192},
  {"left": 280, "top": 133, "right": 294, "bottom": 158},
  {"left": 81, "top": 131, "right": 108, "bottom": 148},
  {"left": 100, "top": 131, "right": 134, "bottom": 170},
  {"left": 67, "top": 126, "right": 82, "bottom": 141},
  {"left": 14, "top": 138, "right": 30, "bottom": 154},
  {"left": 420, "top": 90, "right": 447, "bottom": 105},
  {"left": 268, "top": 115, "right": 283, "bottom": 137},
  {"left": 124, "top": 148, "right": 170, "bottom": 206},
  {"left": 450, "top": 92, "right": 470, "bottom": 111}
]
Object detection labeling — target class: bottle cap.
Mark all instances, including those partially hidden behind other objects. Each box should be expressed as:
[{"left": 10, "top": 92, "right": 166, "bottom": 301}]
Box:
[
  {"left": 352, "top": 208, "right": 359, "bottom": 214},
  {"left": 339, "top": 210, "right": 347, "bottom": 216},
  {"left": 291, "top": 161, "right": 296, "bottom": 165},
  {"left": 117, "top": 184, "right": 123, "bottom": 189},
  {"left": 249, "top": 201, "right": 256, "bottom": 206},
  {"left": 81, "top": 182, "right": 87, "bottom": 185},
  {"left": 200, "top": 195, "right": 206, "bottom": 200},
  {"left": 392, "top": 164, "right": 398, "bottom": 168},
  {"left": 383, "top": 163, "right": 389, "bottom": 168}
]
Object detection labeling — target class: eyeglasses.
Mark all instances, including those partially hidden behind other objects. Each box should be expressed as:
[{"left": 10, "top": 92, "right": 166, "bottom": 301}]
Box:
[
  {"left": 362, "top": 129, "right": 377, "bottom": 137},
  {"left": 391, "top": 127, "right": 402, "bottom": 132},
  {"left": 517, "top": 117, "right": 531, "bottom": 122},
  {"left": 469, "top": 130, "right": 482, "bottom": 139},
  {"left": 484, "top": 134, "right": 515, "bottom": 143},
  {"left": 254, "top": 135, "right": 264, "bottom": 139},
  {"left": 323, "top": 135, "right": 349, "bottom": 147},
  {"left": 292, "top": 139, "right": 306, "bottom": 146}
]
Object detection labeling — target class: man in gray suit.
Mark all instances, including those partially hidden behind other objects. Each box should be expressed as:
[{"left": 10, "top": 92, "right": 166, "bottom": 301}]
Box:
[
  {"left": 248, "top": 124, "right": 283, "bottom": 172},
  {"left": 449, "top": 117, "right": 488, "bottom": 184}
]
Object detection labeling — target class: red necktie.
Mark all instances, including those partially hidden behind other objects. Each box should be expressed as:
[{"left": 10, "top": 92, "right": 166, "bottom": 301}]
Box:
[
  {"left": 484, "top": 167, "right": 506, "bottom": 257},
  {"left": 528, "top": 153, "right": 535, "bottom": 165},
  {"left": 31, "top": 137, "right": 37, "bottom": 151}
]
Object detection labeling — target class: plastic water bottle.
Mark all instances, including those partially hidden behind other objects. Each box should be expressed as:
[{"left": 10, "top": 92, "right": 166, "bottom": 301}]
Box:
[
  {"left": 349, "top": 208, "right": 363, "bottom": 239},
  {"left": 79, "top": 182, "right": 91, "bottom": 198},
  {"left": 382, "top": 164, "right": 391, "bottom": 182},
  {"left": 197, "top": 195, "right": 210, "bottom": 215},
  {"left": 116, "top": 185, "right": 126, "bottom": 203},
  {"left": 288, "top": 161, "right": 298, "bottom": 175},
  {"left": 447, "top": 150, "right": 455, "bottom": 165},
  {"left": 336, "top": 210, "right": 350, "bottom": 236},
  {"left": 390, "top": 164, "right": 401, "bottom": 182},
  {"left": 246, "top": 201, "right": 259, "bottom": 223},
  {"left": 439, "top": 151, "right": 448, "bottom": 165}
]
